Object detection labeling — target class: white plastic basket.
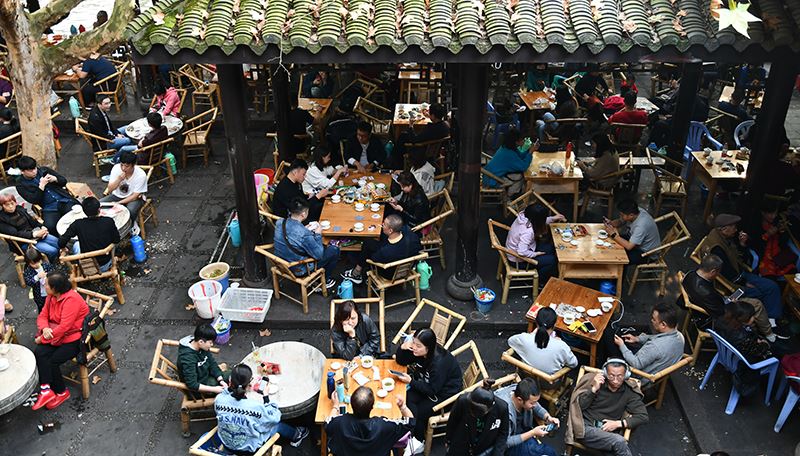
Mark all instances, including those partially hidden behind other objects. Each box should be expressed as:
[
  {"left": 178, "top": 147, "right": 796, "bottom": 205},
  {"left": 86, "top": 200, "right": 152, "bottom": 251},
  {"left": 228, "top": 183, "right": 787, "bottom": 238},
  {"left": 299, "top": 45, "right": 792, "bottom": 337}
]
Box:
[{"left": 217, "top": 287, "right": 273, "bottom": 323}]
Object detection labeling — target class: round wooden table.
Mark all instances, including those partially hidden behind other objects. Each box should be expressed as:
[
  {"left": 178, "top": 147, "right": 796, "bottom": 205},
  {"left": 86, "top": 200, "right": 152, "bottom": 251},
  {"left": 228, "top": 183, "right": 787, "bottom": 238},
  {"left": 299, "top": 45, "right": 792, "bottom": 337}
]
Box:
[
  {"left": 241, "top": 341, "right": 325, "bottom": 419},
  {"left": 0, "top": 344, "right": 38, "bottom": 415},
  {"left": 56, "top": 202, "right": 132, "bottom": 237},
  {"left": 124, "top": 114, "right": 183, "bottom": 140}
]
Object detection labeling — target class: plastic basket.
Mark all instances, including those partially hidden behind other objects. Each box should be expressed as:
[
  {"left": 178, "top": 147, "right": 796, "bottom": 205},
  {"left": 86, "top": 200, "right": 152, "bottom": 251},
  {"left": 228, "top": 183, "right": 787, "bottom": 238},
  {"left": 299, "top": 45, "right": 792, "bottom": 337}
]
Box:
[{"left": 217, "top": 287, "right": 273, "bottom": 323}]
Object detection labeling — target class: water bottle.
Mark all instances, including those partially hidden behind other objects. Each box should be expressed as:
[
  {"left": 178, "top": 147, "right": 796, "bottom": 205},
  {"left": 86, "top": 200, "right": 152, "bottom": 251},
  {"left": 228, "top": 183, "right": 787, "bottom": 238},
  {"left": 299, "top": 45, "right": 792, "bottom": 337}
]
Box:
[
  {"left": 335, "top": 380, "right": 345, "bottom": 403},
  {"left": 337, "top": 280, "right": 354, "bottom": 299},
  {"left": 326, "top": 372, "right": 335, "bottom": 399},
  {"left": 164, "top": 152, "right": 178, "bottom": 175},
  {"left": 227, "top": 219, "right": 241, "bottom": 247},
  {"left": 131, "top": 235, "right": 147, "bottom": 263},
  {"left": 68, "top": 96, "right": 81, "bottom": 119},
  {"left": 342, "top": 366, "right": 350, "bottom": 390}
]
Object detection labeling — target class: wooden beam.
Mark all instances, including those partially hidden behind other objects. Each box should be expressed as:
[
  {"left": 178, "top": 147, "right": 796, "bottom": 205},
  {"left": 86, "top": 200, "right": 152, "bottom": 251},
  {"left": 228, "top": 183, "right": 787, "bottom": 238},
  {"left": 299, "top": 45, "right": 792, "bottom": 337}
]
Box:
[{"left": 667, "top": 62, "right": 702, "bottom": 162}]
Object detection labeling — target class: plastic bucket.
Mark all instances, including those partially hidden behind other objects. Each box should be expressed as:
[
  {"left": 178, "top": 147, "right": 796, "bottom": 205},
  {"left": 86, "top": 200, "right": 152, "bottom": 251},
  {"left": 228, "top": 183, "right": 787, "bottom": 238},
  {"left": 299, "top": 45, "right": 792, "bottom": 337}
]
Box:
[
  {"left": 199, "top": 262, "right": 230, "bottom": 294},
  {"left": 475, "top": 288, "right": 496, "bottom": 314},
  {"left": 254, "top": 168, "right": 275, "bottom": 182},
  {"left": 599, "top": 281, "right": 616, "bottom": 296},
  {"left": 227, "top": 219, "right": 241, "bottom": 248},
  {"left": 214, "top": 319, "right": 232, "bottom": 345},
  {"left": 188, "top": 280, "right": 223, "bottom": 319}
]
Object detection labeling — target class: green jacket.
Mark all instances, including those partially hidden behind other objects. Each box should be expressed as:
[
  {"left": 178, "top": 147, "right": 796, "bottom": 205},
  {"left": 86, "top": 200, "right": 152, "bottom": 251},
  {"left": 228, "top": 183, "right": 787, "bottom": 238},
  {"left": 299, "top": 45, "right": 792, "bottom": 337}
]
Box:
[{"left": 177, "top": 335, "right": 223, "bottom": 392}]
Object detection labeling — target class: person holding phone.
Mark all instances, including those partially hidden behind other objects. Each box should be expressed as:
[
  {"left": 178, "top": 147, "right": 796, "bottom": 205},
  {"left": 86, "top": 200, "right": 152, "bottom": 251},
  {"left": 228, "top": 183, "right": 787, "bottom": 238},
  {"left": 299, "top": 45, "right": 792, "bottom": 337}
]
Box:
[
  {"left": 602, "top": 199, "right": 660, "bottom": 266},
  {"left": 445, "top": 379, "right": 509, "bottom": 456},
  {"left": 394, "top": 328, "right": 462, "bottom": 452},
  {"left": 494, "top": 377, "right": 560, "bottom": 456}
]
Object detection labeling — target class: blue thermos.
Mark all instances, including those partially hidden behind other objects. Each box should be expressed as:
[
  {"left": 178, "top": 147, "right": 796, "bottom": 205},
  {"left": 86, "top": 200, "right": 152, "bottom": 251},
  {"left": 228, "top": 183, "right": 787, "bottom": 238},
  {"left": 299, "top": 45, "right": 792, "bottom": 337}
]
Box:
[
  {"left": 326, "top": 372, "right": 335, "bottom": 399},
  {"left": 337, "top": 280, "right": 354, "bottom": 299},
  {"left": 131, "top": 235, "right": 147, "bottom": 263},
  {"left": 228, "top": 219, "right": 241, "bottom": 247},
  {"left": 599, "top": 281, "right": 616, "bottom": 296}
]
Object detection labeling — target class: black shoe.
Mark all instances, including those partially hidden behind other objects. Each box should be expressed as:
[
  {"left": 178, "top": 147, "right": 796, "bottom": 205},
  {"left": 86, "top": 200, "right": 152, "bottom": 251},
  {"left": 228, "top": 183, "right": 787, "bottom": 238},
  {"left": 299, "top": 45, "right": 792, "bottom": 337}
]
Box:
[
  {"left": 341, "top": 268, "right": 363, "bottom": 285},
  {"left": 772, "top": 325, "right": 791, "bottom": 340},
  {"left": 325, "top": 278, "right": 337, "bottom": 289},
  {"left": 290, "top": 426, "right": 309, "bottom": 448}
]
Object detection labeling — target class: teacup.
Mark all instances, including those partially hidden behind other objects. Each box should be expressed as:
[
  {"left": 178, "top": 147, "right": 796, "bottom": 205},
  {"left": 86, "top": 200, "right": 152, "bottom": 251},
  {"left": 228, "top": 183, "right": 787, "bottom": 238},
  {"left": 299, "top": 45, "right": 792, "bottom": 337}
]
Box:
[
  {"left": 795, "top": 272, "right": 800, "bottom": 281},
  {"left": 331, "top": 194, "right": 341, "bottom": 203},
  {"left": 358, "top": 179, "right": 367, "bottom": 187},
  {"left": 354, "top": 222, "right": 364, "bottom": 231},
  {"left": 355, "top": 203, "right": 365, "bottom": 211},
  {"left": 562, "top": 312, "right": 576, "bottom": 325},
  {"left": 320, "top": 220, "right": 331, "bottom": 230},
  {"left": 382, "top": 378, "right": 395, "bottom": 391},
  {"left": 598, "top": 229, "right": 608, "bottom": 239},
  {"left": 361, "top": 356, "right": 374, "bottom": 369},
  {"left": 601, "top": 301, "right": 613, "bottom": 313},
  {"left": 370, "top": 203, "right": 380, "bottom": 212}
]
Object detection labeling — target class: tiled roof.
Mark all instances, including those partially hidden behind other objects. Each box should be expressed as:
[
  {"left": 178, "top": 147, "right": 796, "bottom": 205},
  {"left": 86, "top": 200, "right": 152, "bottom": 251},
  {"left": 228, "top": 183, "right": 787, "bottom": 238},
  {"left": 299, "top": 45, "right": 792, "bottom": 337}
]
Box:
[{"left": 125, "top": 0, "right": 800, "bottom": 58}]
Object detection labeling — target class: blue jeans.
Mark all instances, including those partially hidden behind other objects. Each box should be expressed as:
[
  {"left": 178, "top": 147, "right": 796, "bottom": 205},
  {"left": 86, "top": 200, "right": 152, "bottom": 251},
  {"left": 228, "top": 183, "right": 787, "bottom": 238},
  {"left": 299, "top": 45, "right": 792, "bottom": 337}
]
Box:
[
  {"left": 35, "top": 234, "right": 60, "bottom": 263},
  {"left": 507, "top": 438, "right": 558, "bottom": 456},
  {"left": 114, "top": 144, "right": 139, "bottom": 162},
  {"left": 72, "top": 242, "right": 113, "bottom": 272},
  {"left": 535, "top": 112, "right": 557, "bottom": 139},
  {"left": 318, "top": 245, "right": 340, "bottom": 273},
  {"left": 742, "top": 272, "right": 783, "bottom": 319}
]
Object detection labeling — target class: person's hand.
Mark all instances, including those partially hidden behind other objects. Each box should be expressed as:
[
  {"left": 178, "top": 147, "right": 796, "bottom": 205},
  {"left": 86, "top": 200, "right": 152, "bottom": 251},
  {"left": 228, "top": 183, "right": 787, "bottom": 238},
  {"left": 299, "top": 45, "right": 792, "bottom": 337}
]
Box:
[
  {"left": 355, "top": 162, "right": 367, "bottom": 174},
  {"left": 316, "top": 188, "right": 330, "bottom": 199},
  {"left": 342, "top": 322, "right": 356, "bottom": 338},
  {"left": 42, "top": 327, "right": 54, "bottom": 340},
  {"left": 738, "top": 231, "right": 749, "bottom": 246},
  {"left": 331, "top": 390, "right": 340, "bottom": 407},
  {"left": 400, "top": 339, "right": 413, "bottom": 350},
  {"left": 601, "top": 419, "right": 623, "bottom": 432},
  {"left": 213, "top": 385, "right": 225, "bottom": 394},
  {"left": 116, "top": 133, "right": 125, "bottom": 139},
  {"left": 531, "top": 425, "right": 549, "bottom": 438},
  {"left": 34, "top": 336, "right": 42, "bottom": 344},
  {"left": 546, "top": 416, "right": 560, "bottom": 427},
  {"left": 604, "top": 224, "right": 618, "bottom": 236},
  {"left": 396, "top": 373, "right": 412, "bottom": 383},
  {"left": 531, "top": 251, "right": 545, "bottom": 258},
  {"left": 37, "top": 270, "right": 46, "bottom": 280},
  {"left": 333, "top": 168, "right": 345, "bottom": 180},
  {"left": 396, "top": 396, "right": 406, "bottom": 409},
  {"left": 219, "top": 380, "right": 228, "bottom": 390},
  {"left": 591, "top": 373, "right": 605, "bottom": 393},
  {"left": 552, "top": 214, "right": 567, "bottom": 223},
  {"left": 38, "top": 179, "right": 48, "bottom": 190},
  {"left": 613, "top": 334, "right": 626, "bottom": 347},
  {"left": 622, "top": 334, "right": 639, "bottom": 344}
]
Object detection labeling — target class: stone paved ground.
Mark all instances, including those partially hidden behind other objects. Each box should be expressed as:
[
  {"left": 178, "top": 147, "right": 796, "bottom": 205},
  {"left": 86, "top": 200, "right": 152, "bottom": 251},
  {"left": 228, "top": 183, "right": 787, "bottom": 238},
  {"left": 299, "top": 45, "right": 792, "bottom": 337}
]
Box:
[{"left": 1, "top": 81, "right": 799, "bottom": 456}]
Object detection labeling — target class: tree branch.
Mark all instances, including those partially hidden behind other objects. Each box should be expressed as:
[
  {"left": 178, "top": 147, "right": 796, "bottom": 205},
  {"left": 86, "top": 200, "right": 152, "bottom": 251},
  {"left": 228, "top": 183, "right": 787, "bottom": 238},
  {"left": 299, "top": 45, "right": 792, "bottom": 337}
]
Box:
[{"left": 30, "top": 0, "right": 85, "bottom": 35}]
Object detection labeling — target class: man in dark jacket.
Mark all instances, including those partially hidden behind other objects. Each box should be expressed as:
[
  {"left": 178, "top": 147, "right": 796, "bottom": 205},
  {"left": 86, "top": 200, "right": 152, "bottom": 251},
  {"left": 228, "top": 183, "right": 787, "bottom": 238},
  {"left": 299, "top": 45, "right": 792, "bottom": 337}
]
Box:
[
  {"left": 177, "top": 323, "right": 228, "bottom": 395},
  {"left": 391, "top": 103, "right": 450, "bottom": 169},
  {"left": 57, "top": 197, "right": 119, "bottom": 271},
  {"left": 86, "top": 95, "right": 132, "bottom": 151},
  {"left": 341, "top": 214, "right": 422, "bottom": 284},
  {"left": 0, "top": 107, "right": 19, "bottom": 157},
  {"left": 326, "top": 386, "right": 415, "bottom": 456},
  {"left": 270, "top": 159, "right": 327, "bottom": 221},
  {"left": 445, "top": 383, "right": 509, "bottom": 456},
  {"left": 16, "top": 155, "right": 78, "bottom": 234},
  {"left": 345, "top": 121, "right": 385, "bottom": 172}
]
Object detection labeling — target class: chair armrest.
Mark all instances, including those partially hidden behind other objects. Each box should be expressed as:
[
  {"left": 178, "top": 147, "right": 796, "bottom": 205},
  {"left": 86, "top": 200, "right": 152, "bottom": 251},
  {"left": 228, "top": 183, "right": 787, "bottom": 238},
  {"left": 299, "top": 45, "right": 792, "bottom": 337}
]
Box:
[
  {"left": 0, "top": 233, "right": 38, "bottom": 245},
  {"left": 60, "top": 243, "right": 115, "bottom": 262},
  {"left": 93, "top": 149, "right": 116, "bottom": 158},
  {"left": 630, "top": 354, "right": 693, "bottom": 383},
  {"left": 93, "top": 71, "right": 121, "bottom": 87},
  {"left": 366, "top": 252, "right": 429, "bottom": 270},
  {"left": 501, "top": 348, "right": 571, "bottom": 383}
]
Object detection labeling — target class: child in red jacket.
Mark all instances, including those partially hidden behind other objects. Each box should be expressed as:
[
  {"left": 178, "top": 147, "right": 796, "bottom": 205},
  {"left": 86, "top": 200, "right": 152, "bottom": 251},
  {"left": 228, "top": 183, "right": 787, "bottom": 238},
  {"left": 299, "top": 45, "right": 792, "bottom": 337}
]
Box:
[{"left": 32, "top": 271, "right": 89, "bottom": 411}]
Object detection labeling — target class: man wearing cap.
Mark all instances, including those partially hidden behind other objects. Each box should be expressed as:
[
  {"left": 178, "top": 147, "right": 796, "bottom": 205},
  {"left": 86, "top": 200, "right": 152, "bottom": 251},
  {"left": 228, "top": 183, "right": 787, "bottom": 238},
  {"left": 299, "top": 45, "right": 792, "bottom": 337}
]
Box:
[{"left": 705, "top": 213, "right": 783, "bottom": 320}]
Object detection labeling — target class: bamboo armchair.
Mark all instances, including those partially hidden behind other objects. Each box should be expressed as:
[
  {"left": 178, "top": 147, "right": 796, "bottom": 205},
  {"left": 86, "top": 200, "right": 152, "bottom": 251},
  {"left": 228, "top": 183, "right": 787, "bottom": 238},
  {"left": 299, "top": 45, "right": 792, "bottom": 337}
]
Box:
[
  {"left": 330, "top": 297, "right": 386, "bottom": 354},
  {"left": 137, "top": 168, "right": 159, "bottom": 239},
  {"left": 181, "top": 107, "right": 217, "bottom": 168},
  {"left": 646, "top": 148, "right": 687, "bottom": 217},
  {"left": 148, "top": 88, "right": 188, "bottom": 116},
  {"left": 254, "top": 243, "right": 328, "bottom": 314},
  {"left": 422, "top": 342, "right": 500, "bottom": 456},
  {"left": 63, "top": 288, "right": 117, "bottom": 399},
  {"left": 480, "top": 168, "right": 511, "bottom": 216},
  {"left": 507, "top": 189, "right": 560, "bottom": 218},
  {"left": 94, "top": 61, "right": 129, "bottom": 112},
  {"left": 676, "top": 271, "right": 716, "bottom": 367},
  {"left": 137, "top": 137, "right": 176, "bottom": 186},
  {"left": 433, "top": 171, "right": 454, "bottom": 194},
  {"left": 565, "top": 366, "right": 632, "bottom": 456},
  {"left": 689, "top": 236, "right": 743, "bottom": 293},
  {"left": 501, "top": 347, "right": 574, "bottom": 416},
  {"left": 149, "top": 339, "right": 220, "bottom": 437},
  {"left": 608, "top": 122, "right": 645, "bottom": 156},
  {"left": 627, "top": 211, "right": 691, "bottom": 296},
  {"left": 60, "top": 243, "right": 125, "bottom": 305},
  {"left": 391, "top": 298, "right": 467, "bottom": 350},
  {"left": 403, "top": 136, "right": 450, "bottom": 172},
  {"left": 190, "top": 427, "right": 282, "bottom": 456},
  {"left": 258, "top": 207, "right": 281, "bottom": 230},
  {"left": 0, "top": 232, "right": 36, "bottom": 287},
  {"left": 179, "top": 64, "right": 219, "bottom": 113},
  {"left": 487, "top": 219, "right": 540, "bottom": 304},
  {"left": 0, "top": 130, "right": 22, "bottom": 184},
  {"left": 366, "top": 251, "right": 429, "bottom": 309},
  {"left": 337, "top": 78, "right": 379, "bottom": 100},
  {"left": 579, "top": 158, "right": 634, "bottom": 219},
  {"left": 353, "top": 96, "right": 392, "bottom": 138},
  {"left": 75, "top": 118, "right": 117, "bottom": 177},
  {"left": 630, "top": 354, "right": 693, "bottom": 409},
  {"left": 543, "top": 117, "right": 588, "bottom": 145},
  {"left": 411, "top": 189, "right": 454, "bottom": 269}
]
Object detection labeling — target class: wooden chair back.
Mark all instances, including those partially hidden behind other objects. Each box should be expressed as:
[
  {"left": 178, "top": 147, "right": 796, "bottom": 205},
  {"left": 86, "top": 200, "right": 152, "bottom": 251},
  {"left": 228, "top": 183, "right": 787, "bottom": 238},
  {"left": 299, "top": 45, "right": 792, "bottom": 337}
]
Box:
[
  {"left": 641, "top": 211, "right": 691, "bottom": 260},
  {"left": 354, "top": 96, "right": 392, "bottom": 137},
  {"left": 183, "top": 107, "right": 217, "bottom": 141},
  {"left": 630, "top": 354, "right": 693, "bottom": 408},
  {"left": 0, "top": 232, "right": 36, "bottom": 257},
  {"left": 254, "top": 243, "right": 316, "bottom": 278},
  {"left": 609, "top": 122, "right": 645, "bottom": 148},
  {"left": 392, "top": 298, "right": 467, "bottom": 350},
  {"left": 75, "top": 118, "right": 108, "bottom": 151},
  {"left": 179, "top": 64, "right": 209, "bottom": 91},
  {"left": 329, "top": 297, "right": 386, "bottom": 353},
  {"left": 367, "top": 252, "right": 428, "bottom": 284},
  {"left": 487, "top": 219, "right": 538, "bottom": 268},
  {"left": 149, "top": 88, "right": 188, "bottom": 115},
  {"left": 190, "top": 427, "right": 280, "bottom": 456},
  {"left": 433, "top": 172, "right": 454, "bottom": 193},
  {"left": 501, "top": 347, "right": 573, "bottom": 384},
  {"left": 61, "top": 244, "right": 115, "bottom": 279},
  {"left": 149, "top": 339, "right": 220, "bottom": 393},
  {"left": 1, "top": 130, "right": 22, "bottom": 158},
  {"left": 645, "top": 147, "right": 686, "bottom": 186},
  {"left": 137, "top": 137, "right": 174, "bottom": 167},
  {"left": 507, "top": 190, "right": 559, "bottom": 217},
  {"left": 404, "top": 136, "right": 450, "bottom": 164},
  {"left": 411, "top": 189, "right": 454, "bottom": 236},
  {"left": 452, "top": 340, "right": 490, "bottom": 390}
]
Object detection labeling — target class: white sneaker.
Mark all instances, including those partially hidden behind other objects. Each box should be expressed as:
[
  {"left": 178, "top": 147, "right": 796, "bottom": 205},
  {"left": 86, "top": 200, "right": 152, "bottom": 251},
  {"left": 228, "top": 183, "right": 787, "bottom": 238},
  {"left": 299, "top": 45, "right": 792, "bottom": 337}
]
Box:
[
  {"left": 403, "top": 437, "right": 424, "bottom": 456},
  {"left": 101, "top": 175, "right": 111, "bottom": 182},
  {"left": 6, "top": 167, "right": 21, "bottom": 176},
  {"left": 131, "top": 223, "right": 141, "bottom": 236}
]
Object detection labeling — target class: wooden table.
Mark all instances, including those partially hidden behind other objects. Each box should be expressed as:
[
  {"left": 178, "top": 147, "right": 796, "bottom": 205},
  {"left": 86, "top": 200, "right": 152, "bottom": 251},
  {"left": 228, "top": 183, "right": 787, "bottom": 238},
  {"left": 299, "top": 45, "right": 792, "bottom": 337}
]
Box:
[
  {"left": 314, "top": 358, "right": 407, "bottom": 456},
  {"left": 635, "top": 96, "right": 659, "bottom": 114},
  {"left": 519, "top": 90, "right": 555, "bottom": 111},
  {"left": 525, "top": 278, "right": 619, "bottom": 367},
  {"left": 719, "top": 85, "right": 763, "bottom": 110},
  {"left": 0, "top": 344, "right": 38, "bottom": 415},
  {"left": 298, "top": 97, "right": 332, "bottom": 122},
  {"left": 398, "top": 69, "right": 442, "bottom": 103},
  {"left": 53, "top": 70, "right": 83, "bottom": 106},
  {"left": 319, "top": 171, "right": 393, "bottom": 251},
  {"left": 688, "top": 150, "right": 749, "bottom": 221},
  {"left": 783, "top": 274, "right": 800, "bottom": 322},
  {"left": 524, "top": 151, "right": 583, "bottom": 221},
  {"left": 66, "top": 182, "right": 96, "bottom": 201},
  {"left": 124, "top": 115, "right": 184, "bottom": 140},
  {"left": 392, "top": 103, "right": 431, "bottom": 140},
  {"left": 550, "top": 223, "right": 629, "bottom": 298}
]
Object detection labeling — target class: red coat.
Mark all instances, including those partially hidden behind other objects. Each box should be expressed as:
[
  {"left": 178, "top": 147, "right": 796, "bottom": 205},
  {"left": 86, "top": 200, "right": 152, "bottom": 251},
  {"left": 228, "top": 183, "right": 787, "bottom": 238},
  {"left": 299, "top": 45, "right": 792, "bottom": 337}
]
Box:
[
  {"left": 37, "top": 289, "right": 89, "bottom": 346},
  {"left": 153, "top": 87, "right": 181, "bottom": 117}
]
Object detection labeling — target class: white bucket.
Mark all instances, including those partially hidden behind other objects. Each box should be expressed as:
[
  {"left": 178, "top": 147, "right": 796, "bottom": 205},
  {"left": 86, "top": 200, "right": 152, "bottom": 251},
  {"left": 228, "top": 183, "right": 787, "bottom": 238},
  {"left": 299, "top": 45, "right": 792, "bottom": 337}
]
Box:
[{"left": 188, "top": 280, "right": 223, "bottom": 319}]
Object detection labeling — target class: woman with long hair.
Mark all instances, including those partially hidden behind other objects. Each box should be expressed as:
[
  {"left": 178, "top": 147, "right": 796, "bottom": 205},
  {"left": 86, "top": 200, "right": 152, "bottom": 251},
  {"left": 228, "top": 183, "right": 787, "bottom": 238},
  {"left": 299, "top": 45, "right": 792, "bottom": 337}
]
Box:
[
  {"left": 330, "top": 300, "right": 381, "bottom": 360},
  {"left": 576, "top": 134, "right": 620, "bottom": 190},
  {"left": 388, "top": 171, "right": 430, "bottom": 229},
  {"left": 302, "top": 146, "right": 346, "bottom": 194},
  {"left": 214, "top": 364, "right": 308, "bottom": 452},
  {"left": 395, "top": 328, "right": 462, "bottom": 447},
  {"left": 714, "top": 301, "right": 772, "bottom": 363},
  {"left": 505, "top": 204, "right": 565, "bottom": 284},
  {"left": 507, "top": 307, "right": 577, "bottom": 377}
]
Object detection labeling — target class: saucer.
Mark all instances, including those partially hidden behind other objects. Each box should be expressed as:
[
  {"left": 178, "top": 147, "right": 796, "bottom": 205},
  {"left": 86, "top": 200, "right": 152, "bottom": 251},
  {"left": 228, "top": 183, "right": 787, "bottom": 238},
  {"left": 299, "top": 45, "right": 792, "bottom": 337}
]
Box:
[
  {"left": 353, "top": 227, "right": 364, "bottom": 232},
  {"left": 370, "top": 207, "right": 380, "bottom": 212},
  {"left": 570, "top": 240, "right": 579, "bottom": 246},
  {"left": 331, "top": 362, "right": 342, "bottom": 370},
  {"left": 371, "top": 214, "right": 381, "bottom": 219},
  {"left": 376, "top": 389, "right": 388, "bottom": 398},
  {"left": 355, "top": 207, "right": 365, "bottom": 212},
  {"left": 595, "top": 240, "right": 604, "bottom": 246},
  {"left": 602, "top": 241, "right": 612, "bottom": 247},
  {"left": 587, "top": 309, "right": 602, "bottom": 317}
]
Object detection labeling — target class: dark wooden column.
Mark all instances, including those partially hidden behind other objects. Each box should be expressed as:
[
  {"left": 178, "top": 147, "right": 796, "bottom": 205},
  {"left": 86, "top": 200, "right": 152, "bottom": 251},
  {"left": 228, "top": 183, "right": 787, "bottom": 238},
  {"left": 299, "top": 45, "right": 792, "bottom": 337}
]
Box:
[
  {"left": 667, "top": 61, "right": 702, "bottom": 162},
  {"left": 446, "top": 63, "right": 488, "bottom": 300},
  {"left": 270, "top": 67, "right": 292, "bottom": 162},
  {"left": 745, "top": 60, "right": 799, "bottom": 203},
  {"left": 217, "top": 64, "right": 267, "bottom": 286}
]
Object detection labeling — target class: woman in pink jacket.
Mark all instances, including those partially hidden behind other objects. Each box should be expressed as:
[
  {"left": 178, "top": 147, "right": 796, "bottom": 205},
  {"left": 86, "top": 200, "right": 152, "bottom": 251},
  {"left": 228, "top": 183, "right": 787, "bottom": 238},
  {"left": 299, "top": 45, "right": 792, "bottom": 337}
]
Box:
[
  {"left": 31, "top": 271, "right": 90, "bottom": 411},
  {"left": 505, "top": 204, "right": 565, "bottom": 285},
  {"left": 150, "top": 82, "right": 181, "bottom": 117}
]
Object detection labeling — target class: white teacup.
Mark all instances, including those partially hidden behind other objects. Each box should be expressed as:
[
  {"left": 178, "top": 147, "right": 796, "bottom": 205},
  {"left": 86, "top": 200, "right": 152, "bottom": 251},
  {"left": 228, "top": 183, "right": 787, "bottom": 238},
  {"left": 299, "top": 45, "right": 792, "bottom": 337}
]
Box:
[
  {"left": 320, "top": 220, "right": 331, "bottom": 230},
  {"left": 355, "top": 203, "right": 365, "bottom": 211},
  {"left": 358, "top": 179, "right": 367, "bottom": 187},
  {"left": 382, "top": 378, "right": 395, "bottom": 391},
  {"left": 354, "top": 222, "right": 364, "bottom": 231},
  {"left": 361, "top": 356, "right": 374, "bottom": 369},
  {"left": 331, "top": 194, "right": 341, "bottom": 203},
  {"left": 601, "top": 301, "right": 613, "bottom": 312},
  {"left": 370, "top": 203, "right": 380, "bottom": 212},
  {"left": 598, "top": 229, "right": 608, "bottom": 239},
  {"left": 562, "top": 313, "right": 576, "bottom": 325}
]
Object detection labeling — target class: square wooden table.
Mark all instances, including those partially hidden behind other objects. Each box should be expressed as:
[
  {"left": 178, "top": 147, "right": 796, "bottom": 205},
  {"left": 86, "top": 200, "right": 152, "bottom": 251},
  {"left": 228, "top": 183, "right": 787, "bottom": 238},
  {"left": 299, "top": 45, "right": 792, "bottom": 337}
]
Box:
[
  {"left": 314, "top": 358, "right": 407, "bottom": 456},
  {"left": 518, "top": 90, "right": 555, "bottom": 134},
  {"left": 525, "top": 278, "right": 619, "bottom": 367},
  {"left": 392, "top": 103, "right": 431, "bottom": 139},
  {"left": 688, "top": 150, "right": 749, "bottom": 221},
  {"left": 319, "top": 171, "right": 393, "bottom": 251},
  {"left": 298, "top": 97, "right": 332, "bottom": 122},
  {"left": 53, "top": 71, "right": 84, "bottom": 106},
  {"left": 635, "top": 96, "right": 659, "bottom": 114},
  {"left": 549, "top": 223, "right": 629, "bottom": 297},
  {"left": 524, "top": 151, "right": 583, "bottom": 221}
]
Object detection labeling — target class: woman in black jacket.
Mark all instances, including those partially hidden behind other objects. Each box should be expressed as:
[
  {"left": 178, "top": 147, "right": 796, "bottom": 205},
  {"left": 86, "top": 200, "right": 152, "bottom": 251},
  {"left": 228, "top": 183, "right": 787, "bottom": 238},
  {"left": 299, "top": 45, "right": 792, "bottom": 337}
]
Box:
[
  {"left": 445, "top": 379, "right": 509, "bottom": 456},
  {"left": 330, "top": 300, "right": 381, "bottom": 360},
  {"left": 0, "top": 193, "right": 59, "bottom": 262},
  {"left": 388, "top": 171, "right": 430, "bottom": 229},
  {"left": 714, "top": 301, "right": 775, "bottom": 397},
  {"left": 395, "top": 328, "right": 462, "bottom": 443}
]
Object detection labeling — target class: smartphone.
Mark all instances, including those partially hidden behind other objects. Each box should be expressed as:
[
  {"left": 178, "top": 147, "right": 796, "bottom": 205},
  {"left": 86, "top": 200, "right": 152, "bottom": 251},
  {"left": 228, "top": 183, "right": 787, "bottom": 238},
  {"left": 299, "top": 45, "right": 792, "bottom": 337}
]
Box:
[
  {"left": 583, "top": 321, "right": 597, "bottom": 333},
  {"left": 544, "top": 423, "right": 557, "bottom": 433},
  {"left": 388, "top": 369, "right": 404, "bottom": 377},
  {"left": 725, "top": 288, "right": 744, "bottom": 303}
]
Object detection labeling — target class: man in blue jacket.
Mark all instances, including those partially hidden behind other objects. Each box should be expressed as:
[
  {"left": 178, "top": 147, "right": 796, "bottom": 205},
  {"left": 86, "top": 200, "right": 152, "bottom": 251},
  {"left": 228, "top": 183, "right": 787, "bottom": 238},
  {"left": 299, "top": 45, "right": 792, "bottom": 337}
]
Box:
[
  {"left": 494, "top": 378, "right": 560, "bottom": 456},
  {"left": 341, "top": 214, "right": 421, "bottom": 284}
]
